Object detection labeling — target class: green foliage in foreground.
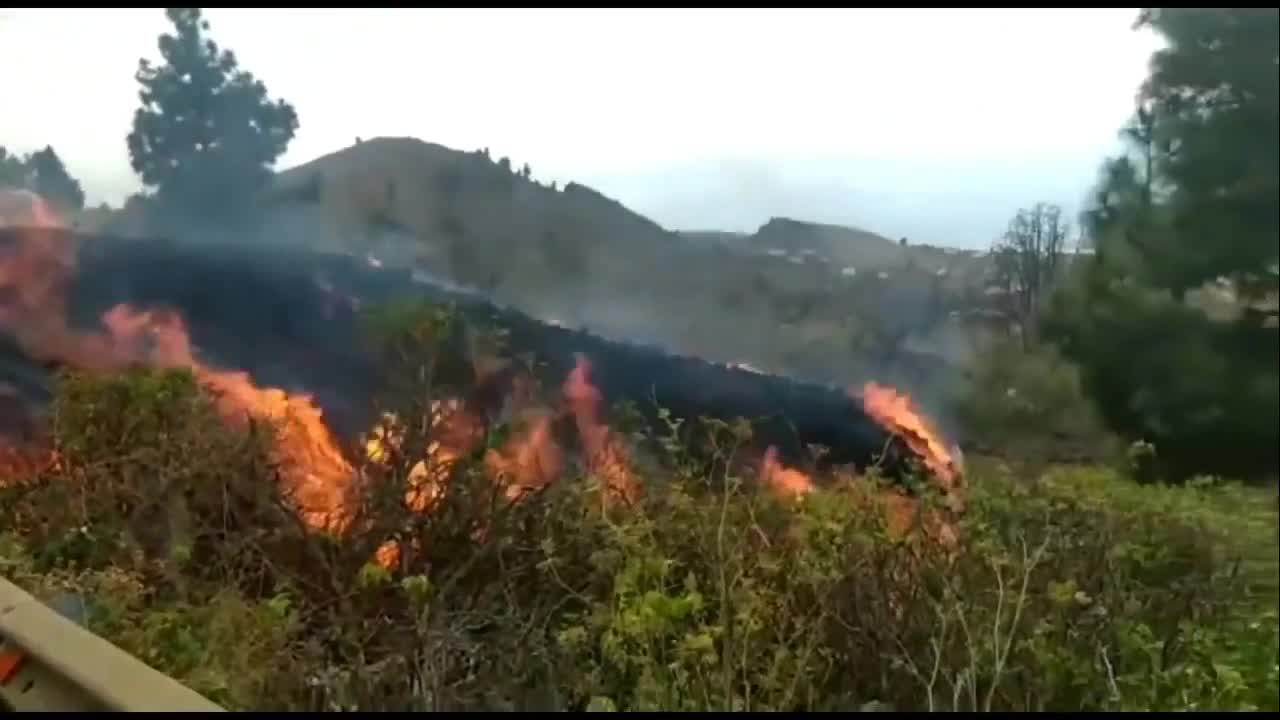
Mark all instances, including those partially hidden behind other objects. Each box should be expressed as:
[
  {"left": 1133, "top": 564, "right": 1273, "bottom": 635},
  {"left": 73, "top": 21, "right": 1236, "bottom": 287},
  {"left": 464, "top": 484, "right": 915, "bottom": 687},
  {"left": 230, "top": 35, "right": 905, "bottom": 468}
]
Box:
[{"left": 1, "top": 368, "right": 1276, "bottom": 711}]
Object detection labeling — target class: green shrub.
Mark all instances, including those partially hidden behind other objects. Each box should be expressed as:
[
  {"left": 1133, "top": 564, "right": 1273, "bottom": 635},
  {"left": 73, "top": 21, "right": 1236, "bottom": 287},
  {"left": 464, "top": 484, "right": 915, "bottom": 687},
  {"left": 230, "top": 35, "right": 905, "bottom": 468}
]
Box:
[
  {"left": 3, "top": 345, "right": 1275, "bottom": 712},
  {"left": 948, "top": 466, "right": 1278, "bottom": 711},
  {"left": 0, "top": 540, "right": 307, "bottom": 710},
  {"left": 3, "top": 368, "right": 284, "bottom": 576}
]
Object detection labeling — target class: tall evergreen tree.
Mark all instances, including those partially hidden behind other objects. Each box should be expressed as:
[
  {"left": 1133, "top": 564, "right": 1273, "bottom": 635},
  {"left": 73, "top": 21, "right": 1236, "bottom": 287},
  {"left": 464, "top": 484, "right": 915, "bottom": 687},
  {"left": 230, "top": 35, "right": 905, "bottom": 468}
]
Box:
[
  {"left": 127, "top": 8, "right": 298, "bottom": 219},
  {"left": 1046, "top": 8, "right": 1278, "bottom": 479}
]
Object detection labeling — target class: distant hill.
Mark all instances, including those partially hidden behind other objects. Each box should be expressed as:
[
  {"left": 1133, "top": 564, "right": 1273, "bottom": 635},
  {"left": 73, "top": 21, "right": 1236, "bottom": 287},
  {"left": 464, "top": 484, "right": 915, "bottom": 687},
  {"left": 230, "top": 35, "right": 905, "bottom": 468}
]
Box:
[
  {"left": 676, "top": 230, "right": 750, "bottom": 246},
  {"left": 269, "top": 137, "right": 669, "bottom": 256},
  {"left": 253, "top": 137, "right": 1009, "bottom": 392},
  {"left": 747, "top": 217, "right": 902, "bottom": 268},
  {"left": 72, "top": 137, "right": 1004, "bottom": 395}
]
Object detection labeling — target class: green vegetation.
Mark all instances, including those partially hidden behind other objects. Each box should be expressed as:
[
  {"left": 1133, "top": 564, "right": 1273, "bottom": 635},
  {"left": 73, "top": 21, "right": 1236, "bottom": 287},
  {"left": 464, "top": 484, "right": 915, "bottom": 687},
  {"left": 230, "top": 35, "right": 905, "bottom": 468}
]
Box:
[
  {"left": 960, "top": 9, "right": 1279, "bottom": 484},
  {"left": 0, "top": 7, "right": 1275, "bottom": 712},
  {"left": 0, "top": 144, "right": 85, "bottom": 214},
  {"left": 1044, "top": 8, "right": 1278, "bottom": 481},
  {"left": 2, "top": 318, "right": 1277, "bottom": 711},
  {"left": 950, "top": 338, "right": 1119, "bottom": 470}
]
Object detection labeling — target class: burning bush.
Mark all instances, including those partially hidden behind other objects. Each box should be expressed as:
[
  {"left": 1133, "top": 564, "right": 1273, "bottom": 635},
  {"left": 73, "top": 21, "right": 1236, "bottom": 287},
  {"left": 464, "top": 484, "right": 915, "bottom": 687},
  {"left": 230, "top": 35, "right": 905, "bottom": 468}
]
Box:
[
  {"left": 2, "top": 360, "right": 1275, "bottom": 711},
  {"left": 0, "top": 218, "right": 1271, "bottom": 711},
  {"left": 4, "top": 368, "right": 286, "bottom": 572}
]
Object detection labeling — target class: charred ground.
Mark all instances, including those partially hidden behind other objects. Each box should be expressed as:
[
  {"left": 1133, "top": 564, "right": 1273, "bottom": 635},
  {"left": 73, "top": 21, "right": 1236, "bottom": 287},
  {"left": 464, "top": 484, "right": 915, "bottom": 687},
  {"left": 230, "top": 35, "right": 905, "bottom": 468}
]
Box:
[{"left": 2, "top": 227, "right": 939, "bottom": 487}]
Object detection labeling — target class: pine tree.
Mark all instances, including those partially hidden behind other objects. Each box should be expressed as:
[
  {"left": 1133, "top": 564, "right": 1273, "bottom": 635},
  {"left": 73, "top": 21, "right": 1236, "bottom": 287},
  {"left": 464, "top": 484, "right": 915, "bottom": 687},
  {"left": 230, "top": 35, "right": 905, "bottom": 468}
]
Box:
[{"left": 126, "top": 8, "right": 298, "bottom": 219}]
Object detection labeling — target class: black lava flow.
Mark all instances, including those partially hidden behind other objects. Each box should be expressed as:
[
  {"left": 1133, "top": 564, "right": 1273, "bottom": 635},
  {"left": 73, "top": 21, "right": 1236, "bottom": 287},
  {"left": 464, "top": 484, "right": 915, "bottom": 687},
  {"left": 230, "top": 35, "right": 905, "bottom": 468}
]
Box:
[{"left": 1, "top": 229, "right": 922, "bottom": 480}]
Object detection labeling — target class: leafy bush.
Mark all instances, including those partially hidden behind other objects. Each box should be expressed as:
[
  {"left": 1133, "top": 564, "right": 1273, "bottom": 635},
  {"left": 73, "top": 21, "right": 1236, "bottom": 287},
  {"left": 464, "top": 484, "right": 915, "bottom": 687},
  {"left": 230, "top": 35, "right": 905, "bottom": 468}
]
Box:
[
  {"left": 2, "top": 311, "right": 1275, "bottom": 711},
  {"left": 0, "top": 543, "right": 305, "bottom": 710},
  {"left": 3, "top": 365, "right": 1276, "bottom": 711},
  {"left": 5, "top": 368, "right": 284, "bottom": 575}
]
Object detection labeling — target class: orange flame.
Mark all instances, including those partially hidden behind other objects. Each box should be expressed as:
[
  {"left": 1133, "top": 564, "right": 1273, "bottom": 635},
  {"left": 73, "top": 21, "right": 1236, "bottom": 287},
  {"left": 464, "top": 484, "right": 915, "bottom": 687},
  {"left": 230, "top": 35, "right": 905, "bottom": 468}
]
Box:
[
  {"left": 0, "top": 443, "right": 60, "bottom": 488},
  {"left": 201, "top": 367, "right": 355, "bottom": 531},
  {"left": 366, "top": 354, "right": 639, "bottom": 533},
  {"left": 79, "top": 305, "right": 357, "bottom": 532},
  {"left": 363, "top": 400, "right": 486, "bottom": 514},
  {"left": 374, "top": 538, "right": 402, "bottom": 571},
  {"left": 562, "top": 355, "right": 639, "bottom": 504},
  {"left": 484, "top": 410, "right": 564, "bottom": 500},
  {"left": 2, "top": 207, "right": 964, "bottom": 574},
  {"left": 0, "top": 219, "right": 356, "bottom": 532},
  {"left": 760, "top": 445, "right": 815, "bottom": 498},
  {"left": 858, "top": 382, "right": 960, "bottom": 493}
]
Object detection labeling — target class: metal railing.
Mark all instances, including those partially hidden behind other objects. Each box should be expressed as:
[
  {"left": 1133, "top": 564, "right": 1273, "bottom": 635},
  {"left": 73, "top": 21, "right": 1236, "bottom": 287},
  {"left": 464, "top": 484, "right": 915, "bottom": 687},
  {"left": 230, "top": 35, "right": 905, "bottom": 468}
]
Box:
[{"left": 0, "top": 575, "right": 226, "bottom": 712}]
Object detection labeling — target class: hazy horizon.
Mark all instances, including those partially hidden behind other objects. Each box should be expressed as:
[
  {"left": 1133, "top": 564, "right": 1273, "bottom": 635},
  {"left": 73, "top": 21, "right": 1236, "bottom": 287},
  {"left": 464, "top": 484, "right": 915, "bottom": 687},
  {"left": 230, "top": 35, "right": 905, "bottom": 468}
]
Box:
[{"left": 0, "top": 9, "right": 1162, "bottom": 248}]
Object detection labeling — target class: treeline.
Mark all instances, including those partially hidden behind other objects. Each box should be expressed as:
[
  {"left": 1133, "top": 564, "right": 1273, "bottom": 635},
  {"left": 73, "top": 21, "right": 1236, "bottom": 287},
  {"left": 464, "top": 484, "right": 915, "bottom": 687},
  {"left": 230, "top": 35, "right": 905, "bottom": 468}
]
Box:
[{"left": 0, "top": 145, "right": 85, "bottom": 213}]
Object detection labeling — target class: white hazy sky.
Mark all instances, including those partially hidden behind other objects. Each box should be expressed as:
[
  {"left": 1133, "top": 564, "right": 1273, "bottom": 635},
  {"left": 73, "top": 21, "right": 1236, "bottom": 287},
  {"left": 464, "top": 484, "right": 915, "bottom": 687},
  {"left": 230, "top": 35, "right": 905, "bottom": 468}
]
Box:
[{"left": 0, "top": 8, "right": 1162, "bottom": 248}]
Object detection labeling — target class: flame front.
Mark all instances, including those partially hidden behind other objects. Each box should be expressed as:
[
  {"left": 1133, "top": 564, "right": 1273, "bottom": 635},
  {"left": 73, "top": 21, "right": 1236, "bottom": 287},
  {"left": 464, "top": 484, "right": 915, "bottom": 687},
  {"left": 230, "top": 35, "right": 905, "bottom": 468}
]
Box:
[
  {"left": 198, "top": 366, "right": 355, "bottom": 531},
  {"left": 761, "top": 445, "right": 814, "bottom": 498},
  {"left": 0, "top": 209, "right": 356, "bottom": 531},
  {"left": 60, "top": 304, "right": 355, "bottom": 532},
  {"left": 2, "top": 198, "right": 963, "bottom": 575},
  {"left": 858, "top": 382, "right": 960, "bottom": 493},
  {"left": 363, "top": 400, "right": 486, "bottom": 514},
  {"left": 562, "top": 355, "right": 639, "bottom": 504},
  {"left": 484, "top": 411, "right": 564, "bottom": 500}
]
